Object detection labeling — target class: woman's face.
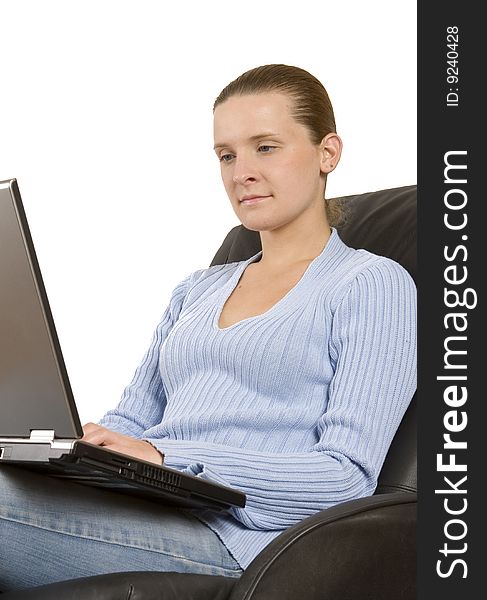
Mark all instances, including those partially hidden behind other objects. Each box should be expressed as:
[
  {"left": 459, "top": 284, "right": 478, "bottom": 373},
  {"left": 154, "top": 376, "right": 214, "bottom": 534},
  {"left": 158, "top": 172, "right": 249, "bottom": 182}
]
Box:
[{"left": 213, "top": 92, "right": 334, "bottom": 233}]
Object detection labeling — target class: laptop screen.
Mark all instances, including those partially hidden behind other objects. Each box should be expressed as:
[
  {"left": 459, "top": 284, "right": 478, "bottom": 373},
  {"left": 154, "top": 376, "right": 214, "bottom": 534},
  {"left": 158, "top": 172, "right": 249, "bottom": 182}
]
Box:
[{"left": 0, "top": 179, "right": 82, "bottom": 439}]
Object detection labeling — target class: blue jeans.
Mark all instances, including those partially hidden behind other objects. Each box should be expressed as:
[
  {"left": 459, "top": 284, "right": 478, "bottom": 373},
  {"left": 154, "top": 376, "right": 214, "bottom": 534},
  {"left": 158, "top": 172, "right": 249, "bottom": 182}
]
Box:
[{"left": 0, "top": 465, "right": 243, "bottom": 592}]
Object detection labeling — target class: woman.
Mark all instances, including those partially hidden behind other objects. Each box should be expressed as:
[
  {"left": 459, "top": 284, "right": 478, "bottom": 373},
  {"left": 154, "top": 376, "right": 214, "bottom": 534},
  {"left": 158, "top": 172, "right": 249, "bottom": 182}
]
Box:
[{"left": 0, "top": 64, "right": 416, "bottom": 591}]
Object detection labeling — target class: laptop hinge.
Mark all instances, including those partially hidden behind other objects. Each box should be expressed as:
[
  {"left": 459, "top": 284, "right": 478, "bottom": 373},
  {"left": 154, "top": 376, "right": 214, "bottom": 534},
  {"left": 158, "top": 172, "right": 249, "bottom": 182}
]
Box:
[{"left": 30, "top": 429, "right": 56, "bottom": 443}]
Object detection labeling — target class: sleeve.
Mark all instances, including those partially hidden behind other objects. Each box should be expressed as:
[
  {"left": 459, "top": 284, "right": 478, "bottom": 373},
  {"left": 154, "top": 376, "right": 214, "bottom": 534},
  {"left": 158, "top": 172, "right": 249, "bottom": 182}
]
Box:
[
  {"left": 97, "top": 272, "right": 196, "bottom": 437},
  {"left": 146, "top": 259, "right": 417, "bottom": 531}
]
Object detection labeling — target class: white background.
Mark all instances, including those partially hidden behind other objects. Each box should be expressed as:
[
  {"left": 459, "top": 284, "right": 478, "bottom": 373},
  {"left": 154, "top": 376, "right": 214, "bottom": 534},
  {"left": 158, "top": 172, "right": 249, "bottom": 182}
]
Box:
[{"left": 0, "top": 0, "right": 416, "bottom": 424}]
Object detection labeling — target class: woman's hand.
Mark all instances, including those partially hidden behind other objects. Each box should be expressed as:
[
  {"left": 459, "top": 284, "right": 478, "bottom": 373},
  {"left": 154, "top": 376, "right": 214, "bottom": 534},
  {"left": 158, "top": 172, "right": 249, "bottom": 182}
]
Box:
[{"left": 82, "top": 423, "right": 164, "bottom": 465}]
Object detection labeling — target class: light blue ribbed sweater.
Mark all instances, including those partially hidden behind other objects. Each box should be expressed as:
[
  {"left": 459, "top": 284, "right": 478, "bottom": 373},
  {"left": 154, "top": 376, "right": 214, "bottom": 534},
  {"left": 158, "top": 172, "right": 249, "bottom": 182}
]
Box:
[{"left": 99, "top": 228, "right": 417, "bottom": 568}]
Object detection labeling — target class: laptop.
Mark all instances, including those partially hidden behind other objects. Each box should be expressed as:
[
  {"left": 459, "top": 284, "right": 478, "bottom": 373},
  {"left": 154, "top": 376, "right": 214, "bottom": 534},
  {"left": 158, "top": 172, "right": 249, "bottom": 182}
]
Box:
[{"left": 0, "top": 178, "right": 246, "bottom": 511}]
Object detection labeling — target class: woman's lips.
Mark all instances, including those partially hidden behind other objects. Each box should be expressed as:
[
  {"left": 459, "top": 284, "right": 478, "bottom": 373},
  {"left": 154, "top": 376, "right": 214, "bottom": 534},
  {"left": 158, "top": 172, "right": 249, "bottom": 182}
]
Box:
[{"left": 240, "top": 195, "right": 271, "bottom": 205}]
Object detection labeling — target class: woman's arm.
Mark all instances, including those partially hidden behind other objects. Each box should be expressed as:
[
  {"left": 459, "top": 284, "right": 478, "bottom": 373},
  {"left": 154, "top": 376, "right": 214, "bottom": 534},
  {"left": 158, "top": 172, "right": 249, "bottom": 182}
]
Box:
[{"left": 94, "top": 272, "right": 195, "bottom": 436}]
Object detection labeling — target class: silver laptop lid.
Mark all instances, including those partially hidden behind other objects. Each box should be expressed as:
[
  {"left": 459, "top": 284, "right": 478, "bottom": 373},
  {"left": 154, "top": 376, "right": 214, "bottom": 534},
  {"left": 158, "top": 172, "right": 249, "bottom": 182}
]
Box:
[{"left": 0, "top": 178, "right": 83, "bottom": 439}]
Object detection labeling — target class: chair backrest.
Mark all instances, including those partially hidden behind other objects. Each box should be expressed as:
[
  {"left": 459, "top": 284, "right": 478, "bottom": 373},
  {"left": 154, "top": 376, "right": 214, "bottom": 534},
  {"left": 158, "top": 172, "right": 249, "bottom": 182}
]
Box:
[{"left": 210, "top": 185, "right": 417, "bottom": 495}]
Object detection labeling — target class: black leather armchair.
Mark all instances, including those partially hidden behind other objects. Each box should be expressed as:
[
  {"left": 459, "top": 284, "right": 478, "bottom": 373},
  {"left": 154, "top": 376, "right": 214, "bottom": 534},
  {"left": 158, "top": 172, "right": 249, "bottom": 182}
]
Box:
[{"left": 2, "top": 185, "right": 417, "bottom": 600}]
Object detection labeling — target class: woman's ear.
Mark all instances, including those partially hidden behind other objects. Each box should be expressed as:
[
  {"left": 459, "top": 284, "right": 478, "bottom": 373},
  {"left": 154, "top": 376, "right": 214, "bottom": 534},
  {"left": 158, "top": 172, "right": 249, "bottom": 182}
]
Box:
[{"left": 319, "top": 133, "right": 342, "bottom": 174}]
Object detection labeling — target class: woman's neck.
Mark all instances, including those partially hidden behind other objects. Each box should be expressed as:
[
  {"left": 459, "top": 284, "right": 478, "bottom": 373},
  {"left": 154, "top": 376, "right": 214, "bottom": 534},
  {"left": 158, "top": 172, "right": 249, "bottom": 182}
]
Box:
[{"left": 257, "top": 224, "right": 332, "bottom": 272}]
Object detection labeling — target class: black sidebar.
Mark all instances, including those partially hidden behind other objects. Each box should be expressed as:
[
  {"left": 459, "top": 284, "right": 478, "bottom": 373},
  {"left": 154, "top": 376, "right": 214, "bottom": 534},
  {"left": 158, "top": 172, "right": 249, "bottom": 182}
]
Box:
[{"left": 418, "top": 3, "right": 482, "bottom": 598}]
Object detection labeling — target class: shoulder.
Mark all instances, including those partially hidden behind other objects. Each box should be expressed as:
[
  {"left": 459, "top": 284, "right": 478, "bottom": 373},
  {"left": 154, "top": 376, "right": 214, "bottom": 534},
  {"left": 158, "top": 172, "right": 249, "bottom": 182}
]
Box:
[
  {"left": 334, "top": 253, "right": 417, "bottom": 323},
  {"left": 171, "top": 254, "right": 259, "bottom": 310},
  {"left": 354, "top": 250, "right": 415, "bottom": 288},
  {"left": 322, "top": 232, "right": 416, "bottom": 311},
  {"left": 173, "top": 257, "right": 249, "bottom": 292},
  {"left": 188, "top": 256, "right": 253, "bottom": 290}
]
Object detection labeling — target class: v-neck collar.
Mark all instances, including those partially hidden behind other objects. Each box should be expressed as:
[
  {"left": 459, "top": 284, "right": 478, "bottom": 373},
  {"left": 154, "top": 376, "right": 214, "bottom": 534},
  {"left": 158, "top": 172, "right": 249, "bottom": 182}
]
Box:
[{"left": 215, "top": 228, "right": 341, "bottom": 331}]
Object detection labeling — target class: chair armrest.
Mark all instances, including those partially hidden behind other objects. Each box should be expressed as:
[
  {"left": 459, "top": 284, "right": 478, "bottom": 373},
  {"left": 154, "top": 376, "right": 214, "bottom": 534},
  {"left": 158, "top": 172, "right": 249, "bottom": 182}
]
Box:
[{"left": 228, "top": 492, "right": 416, "bottom": 600}]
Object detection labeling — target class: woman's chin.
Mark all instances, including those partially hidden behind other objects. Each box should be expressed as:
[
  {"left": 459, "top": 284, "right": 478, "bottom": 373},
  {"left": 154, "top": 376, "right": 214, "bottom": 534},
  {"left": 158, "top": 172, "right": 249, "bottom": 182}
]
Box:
[{"left": 237, "top": 215, "right": 274, "bottom": 232}]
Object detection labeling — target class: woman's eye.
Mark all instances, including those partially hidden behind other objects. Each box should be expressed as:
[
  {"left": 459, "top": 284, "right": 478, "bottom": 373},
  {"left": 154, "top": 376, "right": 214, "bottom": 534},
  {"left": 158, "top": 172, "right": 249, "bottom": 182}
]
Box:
[
  {"left": 220, "top": 153, "right": 234, "bottom": 163},
  {"left": 258, "top": 145, "right": 274, "bottom": 153}
]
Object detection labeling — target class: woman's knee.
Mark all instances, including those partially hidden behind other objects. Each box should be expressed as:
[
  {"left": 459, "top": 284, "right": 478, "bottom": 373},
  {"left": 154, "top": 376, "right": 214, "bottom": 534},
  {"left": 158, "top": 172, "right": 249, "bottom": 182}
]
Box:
[{"left": 0, "top": 465, "right": 31, "bottom": 505}]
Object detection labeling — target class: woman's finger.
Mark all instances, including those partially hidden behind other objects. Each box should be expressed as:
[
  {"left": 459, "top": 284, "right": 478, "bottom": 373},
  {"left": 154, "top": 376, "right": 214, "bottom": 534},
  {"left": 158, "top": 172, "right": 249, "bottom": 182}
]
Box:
[
  {"left": 82, "top": 426, "right": 120, "bottom": 446},
  {"left": 82, "top": 422, "right": 102, "bottom": 435}
]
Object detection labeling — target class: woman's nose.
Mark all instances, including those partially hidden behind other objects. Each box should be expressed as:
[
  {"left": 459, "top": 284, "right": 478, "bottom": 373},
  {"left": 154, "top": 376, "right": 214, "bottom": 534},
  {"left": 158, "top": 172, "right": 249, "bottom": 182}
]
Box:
[
  {"left": 232, "top": 157, "right": 257, "bottom": 184},
  {"left": 233, "top": 172, "right": 254, "bottom": 184}
]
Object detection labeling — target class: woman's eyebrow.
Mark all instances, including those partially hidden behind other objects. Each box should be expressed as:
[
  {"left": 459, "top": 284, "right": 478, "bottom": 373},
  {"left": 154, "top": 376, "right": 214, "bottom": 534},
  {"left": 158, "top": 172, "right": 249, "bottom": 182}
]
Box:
[{"left": 213, "top": 132, "right": 281, "bottom": 151}]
